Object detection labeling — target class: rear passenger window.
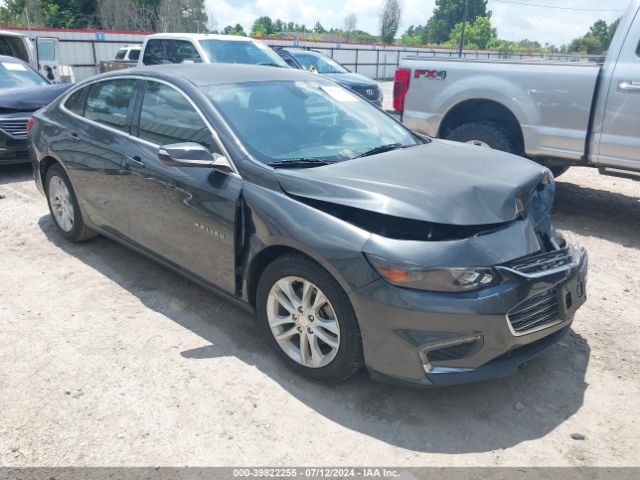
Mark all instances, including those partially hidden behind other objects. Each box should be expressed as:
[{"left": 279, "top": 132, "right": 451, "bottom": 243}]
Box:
[
  {"left": 142, "top": 39, "right": 203, "bottom": 65},
  {"left": 85, "top": 79, "right": 135, "bottom": 132},
  {"left": 129, "top": 49, "right": 140, "bottom": 61},
  {"left": 138, "top": 81, "right": 220, "bottom": 153},
  {"left": 64, "top": 89, "right": 86, "bottom": 115}
]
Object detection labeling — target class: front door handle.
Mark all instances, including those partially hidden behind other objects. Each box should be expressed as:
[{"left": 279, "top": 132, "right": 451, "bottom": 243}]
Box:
[
  {"left": 125, "top": 155, "right": 144, "bottom": 167},
  {"left": 64, "top": 131, "right": 79, "bottom": 141},
  {"left": 617, "top": 80, "right": 640, "bottom": 93}
]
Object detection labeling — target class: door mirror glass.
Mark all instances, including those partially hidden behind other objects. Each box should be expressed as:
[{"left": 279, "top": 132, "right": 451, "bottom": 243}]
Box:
[{"left": 158, "top": 142, "right": 233, "bottom": 172}]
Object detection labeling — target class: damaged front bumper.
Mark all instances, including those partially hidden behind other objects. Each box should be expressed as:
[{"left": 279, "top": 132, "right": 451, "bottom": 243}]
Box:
[{"left": 351, "top": 234, "right": 588, "bottom": 387}]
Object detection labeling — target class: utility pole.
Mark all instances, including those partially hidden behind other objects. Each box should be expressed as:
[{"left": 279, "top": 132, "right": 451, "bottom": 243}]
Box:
[{"left": 458, "top": 0, "right": 469, "bottom": 58}]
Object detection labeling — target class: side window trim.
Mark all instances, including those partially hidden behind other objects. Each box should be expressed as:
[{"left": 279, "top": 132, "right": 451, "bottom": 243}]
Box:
[
  {"left": 134, "top": 80, "right": 227, "bottom": 152},
  {"left": 58, "top": 75, "right": 239, "bottom": 176},
  {"left": 84, "top": 78, "right": 138, "bottom": 134}
]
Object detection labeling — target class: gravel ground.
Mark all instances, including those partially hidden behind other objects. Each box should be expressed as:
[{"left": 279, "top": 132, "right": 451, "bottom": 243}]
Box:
[{"left": 1, "top": 102, "right": 640, "bottom": 466}]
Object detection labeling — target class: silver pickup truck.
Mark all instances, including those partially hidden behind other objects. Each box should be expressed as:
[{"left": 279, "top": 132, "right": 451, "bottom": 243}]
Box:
[{"left": 394, "top": 0, "right": 640, "bottom": 179}]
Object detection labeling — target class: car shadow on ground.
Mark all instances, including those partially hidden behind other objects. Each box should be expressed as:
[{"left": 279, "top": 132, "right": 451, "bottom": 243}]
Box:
[
  {"left": 38, "top": 214, "right": 590, "bottom": 455},
  {"left": 553, "top": 179, "right": 640, "bottom": 249},
  {"left": 0, "top": 163, "right": 31, "bottom": 185}
]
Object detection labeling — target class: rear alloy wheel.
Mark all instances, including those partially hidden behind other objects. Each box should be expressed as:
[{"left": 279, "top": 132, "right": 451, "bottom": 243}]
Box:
[
  {"left": 45, "top": 164, "right": 96, "bottom": 242},
  {"left": 256, "top": 253, "right": 363, "bottom": 382}
]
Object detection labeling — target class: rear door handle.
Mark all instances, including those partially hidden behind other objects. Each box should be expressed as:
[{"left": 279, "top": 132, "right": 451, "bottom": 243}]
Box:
[
  {"left": 64, "top": 131, "right": 79, "bottom": 141},
  {"left": 617, "top": 80, "right": 640, "bottom": 93},
  {"left": 125, "top": 155, "right": 144, "bottom": 167}
]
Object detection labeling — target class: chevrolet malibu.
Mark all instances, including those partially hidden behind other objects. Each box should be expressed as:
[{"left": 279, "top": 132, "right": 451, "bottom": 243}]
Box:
[{"left": 28, "top": 64, "right": 587, "bottom": 386}]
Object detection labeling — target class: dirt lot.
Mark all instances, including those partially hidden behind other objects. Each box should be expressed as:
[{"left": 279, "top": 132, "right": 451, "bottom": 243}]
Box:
[{"left": 1, "top": 150, "right": 640, "bottom": 466}]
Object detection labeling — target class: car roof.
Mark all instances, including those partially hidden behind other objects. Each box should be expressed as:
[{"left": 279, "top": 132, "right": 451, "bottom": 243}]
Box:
[
  {"left": 145, "top": 33, "right": 257, "bottom": 42},
  {"left": 104, "top": 63, "right": 322, "bottom": 87}
]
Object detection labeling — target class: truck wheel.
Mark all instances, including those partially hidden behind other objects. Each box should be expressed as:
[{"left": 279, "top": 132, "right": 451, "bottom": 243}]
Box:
[
  {"left": 256, "top": 253, "right": 364, "bottom": 383},
  {"left": 445, "top": 121, "right": 522, "bottom": 155}
]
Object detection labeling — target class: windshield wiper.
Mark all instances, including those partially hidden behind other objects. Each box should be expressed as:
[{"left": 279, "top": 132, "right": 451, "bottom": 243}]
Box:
[
  {"left": 258, "top": 62, "right": 286, "bottom": 68},
  {"left": 268, "top": 158, "right": 336, "bottom": 169},
  {"left": 354, "top": 143, "right": 407, "bottom": 159}
]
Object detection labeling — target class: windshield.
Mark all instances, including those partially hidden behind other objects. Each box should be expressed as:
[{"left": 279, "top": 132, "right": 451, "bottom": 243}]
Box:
[
  {"left": 205, "top": 80, "right": 418, "bottom": 163},
  {"left": 199, "top": 39, "right": 288, "bottom": 67},
  {"left": 291, "top": 52, "right": 348, "bottom": 74},
  {"left": 0, "top": 61, "right": 47, "bottom": 89}
]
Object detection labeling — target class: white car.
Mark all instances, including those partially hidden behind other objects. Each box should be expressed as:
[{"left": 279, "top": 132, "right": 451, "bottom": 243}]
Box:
[
  {"left": 114, "top": 45, "right": 141, "bottom": 62},
  {"left": 137, "top": 33, "right": 288, "bottom": 68}
]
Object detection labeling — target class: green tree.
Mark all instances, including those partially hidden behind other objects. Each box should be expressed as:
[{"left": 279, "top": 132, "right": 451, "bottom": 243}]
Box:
[
  {"left": 425, "top": 0, "right": 489, "bottom": 45},
  {"left": 379, "top": 0, "right": 401, "bottom": 44},
  {"left": 568, "top": 18, "right": 621, "bottom": 54},
  {"left": 223, "top": 23, "right": 246, "bottom": 36},
  {"left": 447, "top": 15, "right": 496, "bottom": 49},
  {"left": 251, "top": 15, "right": 273, "bottom": 36},
  {"left": 313, "top": 21, "right": 326, "bottom": 34},
  {"left": 0, "top": 0, "right": 93, "bottom": 28}
]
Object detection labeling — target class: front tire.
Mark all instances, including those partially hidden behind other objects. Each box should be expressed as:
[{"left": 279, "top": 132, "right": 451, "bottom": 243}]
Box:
[
  {"left": 256, "top": 253, "right": 363, "bottom": 382},
  {"left": 45, "top": 164, "right": 96, "bottom": 242}
]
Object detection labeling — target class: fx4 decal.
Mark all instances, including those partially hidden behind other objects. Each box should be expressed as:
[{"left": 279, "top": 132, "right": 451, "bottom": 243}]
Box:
[{"left": 414, "top": 69, "right": 447, "bottom": 80}]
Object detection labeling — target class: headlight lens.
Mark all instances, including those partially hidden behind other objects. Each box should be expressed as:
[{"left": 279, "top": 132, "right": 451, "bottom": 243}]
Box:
[{"left": 366, "top": 254, "right": 498, "bottom": 292}]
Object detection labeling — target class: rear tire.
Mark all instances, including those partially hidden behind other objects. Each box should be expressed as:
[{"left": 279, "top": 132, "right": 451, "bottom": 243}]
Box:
[
  {"left": 45, "top": 164, "right": 96, "bottom": 242},
  {"left": 256, "top": 253, "right": 363, "bottom": 383},
  {"left": 445, "top": 121, "right": 522, "bottom": 155}
]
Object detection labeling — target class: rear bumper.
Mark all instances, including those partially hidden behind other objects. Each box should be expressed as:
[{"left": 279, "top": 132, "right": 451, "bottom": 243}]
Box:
[
  {"left": 351, "top": 246, "right": 588, "bottom": 387},
  {"left": 0, "top": 137, "right": 29, "bottom": 165}
]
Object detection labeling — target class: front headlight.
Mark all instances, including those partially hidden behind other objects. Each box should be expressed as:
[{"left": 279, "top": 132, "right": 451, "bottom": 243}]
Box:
[{"left": 366, "top": 254, "right": 498, "bottom": 292}]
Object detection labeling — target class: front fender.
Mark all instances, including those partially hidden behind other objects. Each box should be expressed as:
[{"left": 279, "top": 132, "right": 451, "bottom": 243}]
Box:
[{"left": 240, "top": 182, "right": 377, "bottom": 302}]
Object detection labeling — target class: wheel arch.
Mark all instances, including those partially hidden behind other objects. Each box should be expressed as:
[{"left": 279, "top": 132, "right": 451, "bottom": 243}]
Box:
[
  {"left": 438, "top": 99, "right": 525, "bottom": 151},
  {"left": 244, "top": 243, "right": 356, "bottom": 310},
  {"left": 39, "top": 154, "right": 73, "bottom": 192}
]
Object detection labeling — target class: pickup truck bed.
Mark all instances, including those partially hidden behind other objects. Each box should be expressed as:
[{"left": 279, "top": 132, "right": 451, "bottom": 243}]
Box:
[{"left": 399, "top": 56, "right": 600, "bottom": 163}]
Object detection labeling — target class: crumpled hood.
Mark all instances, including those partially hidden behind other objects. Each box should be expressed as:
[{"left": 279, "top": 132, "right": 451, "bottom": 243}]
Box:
[
  {"left": 275, "top": 139, "right": 550, "bottom": 226},
  {"left": 0, "top": 83, "right": 71, "bottom": 111}
]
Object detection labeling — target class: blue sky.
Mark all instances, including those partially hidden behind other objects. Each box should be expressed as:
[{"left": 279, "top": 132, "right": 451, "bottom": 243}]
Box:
[{"left": 206, "top": 0, "right": 630, "bottom": 46}]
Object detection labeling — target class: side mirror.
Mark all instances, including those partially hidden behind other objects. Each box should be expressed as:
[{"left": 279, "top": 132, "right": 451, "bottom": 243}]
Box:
[{"left": 158, "top": 142, "right": 233, "bottom": 172}]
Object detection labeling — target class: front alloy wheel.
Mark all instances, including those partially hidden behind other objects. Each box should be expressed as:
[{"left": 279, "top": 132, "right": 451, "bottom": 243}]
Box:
[
  {"left": 266, "top": 276, "right": 340, "bottom": 368},
  {"left": 256, "top": 253, "right": 363, "bottom": 382}
]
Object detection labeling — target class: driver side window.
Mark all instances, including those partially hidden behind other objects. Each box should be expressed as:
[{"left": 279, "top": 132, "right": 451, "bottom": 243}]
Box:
[{"left": 137, "top": 81, "right": 221, "bottom": 153}]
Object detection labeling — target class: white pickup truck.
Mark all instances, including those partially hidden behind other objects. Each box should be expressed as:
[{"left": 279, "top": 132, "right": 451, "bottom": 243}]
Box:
[{"left": 394, "top": 0, "right": 640, "bottom": 179}]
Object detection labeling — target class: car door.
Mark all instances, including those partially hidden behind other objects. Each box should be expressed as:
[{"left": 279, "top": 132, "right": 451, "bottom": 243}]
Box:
[
  {"left": 59, "top": 78, "right": 137, "bottom": 237},
  {"left": 36, "top": 37, "right": 59, "bottom": 82},
  {"left": 594, "top": 14, "right": 640, "bottom": 170},
  {"left": 124, "top": 79, "right": 241, "bottom": 293}
]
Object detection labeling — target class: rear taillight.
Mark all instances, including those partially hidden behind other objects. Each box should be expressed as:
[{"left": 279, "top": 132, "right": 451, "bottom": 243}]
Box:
[
  {"left": 26, "top": 116, "right": 35, "bottom": 134},
  {"left": 393, "top": 68, "right": 410, "bottom": 112}
]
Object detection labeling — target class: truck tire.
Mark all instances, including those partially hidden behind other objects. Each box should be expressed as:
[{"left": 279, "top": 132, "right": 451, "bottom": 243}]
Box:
[{"left": 445, "top": 121, "right": 522, "bottom": 155}]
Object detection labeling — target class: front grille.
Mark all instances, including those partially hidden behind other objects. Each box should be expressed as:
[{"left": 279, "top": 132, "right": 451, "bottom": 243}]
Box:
[
  {"left": 504, "top": 247, "right": 572, "bottom": 275},
  {"left": 353, "top": 86, "right": 379, "bottom": 100},
  {"left": 0, "top": 118, "right": 29, "bottom": 139},
  {"left": 508, "top": 287, "right": 561, "bottom": 333}
]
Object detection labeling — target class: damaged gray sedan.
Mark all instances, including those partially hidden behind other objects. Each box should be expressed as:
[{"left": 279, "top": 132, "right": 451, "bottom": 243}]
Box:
[{"left": 28, "top": 64, "right": 587, "bottom": 386}]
